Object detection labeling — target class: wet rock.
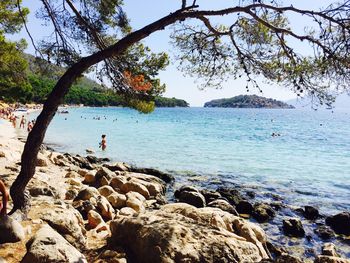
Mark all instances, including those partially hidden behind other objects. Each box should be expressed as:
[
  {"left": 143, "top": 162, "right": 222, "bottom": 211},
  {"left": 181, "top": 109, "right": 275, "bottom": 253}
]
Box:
[
  {"left": 129, "top": 167, "right": 174, "bottom": 183},
  {"left": 75, "top": 187, "right": 99, "bottom": 201},
  {"left": 0, "top": 215, "right": 25, "bottom": 244},
  {"left": 236, "top": 200, "right": 254, "bottom": 215},
  {"left": 86, "top": 149, "right": 94, "bottom": 154},
  {"left": 40, "top": 205, "right": 86, "bottom": 249},
  {"left": 314, "top": 225, "right": 336, "bottom": 240},
  {"left": 98, "top": 185, "right": 115, "bottom": 197},
  {"left": 322, "top": 243, "right": 339, "bottom": 257},
  {"left": 314, "top": 256, "right": 350, "bottom": 263},
  {"left": 274, "top": 254, "right": 303, "bottom": 263},
  {"left": 207, "top": 199, "right": 238, "bottom": 215},
  {"left": 174, "top": 185, "right": 199, "bottom": 198},
  {"left": 104, "top": 162, "right": 130, "bottom": 172},
  {"left": 88, "top": 210, "right": 105, "bottom": 229},
  {"left": 200, "top": 189, "right": 222, "bottom": 203},
  {"left": 283, "top": 218, "right": 305, "bottom": 237},
  {"left": 86, "top": 155, "right": 110, "bottom": 164},
  {"left": 21, "top": 225, "right": 87, "bottom": 263},
  {"left": 252, "top": 203, "right": 275, "bottom": 222},
  {"left": 110, "top": 203, "right": 269, "bottom": 263},
  {"left": 107, "top": 192, "right": 127, "bottom": 209},
  {"left": 326, "top": 212, "right": 350, "bottom": 235},
  {"left": 65, "top": 189, "right": 79, "bottom": 200},
  {"left": 96, "top": 195, "right": 115, "bottom": 221},
  {"left": 176, "top": 189, "right": 206, "bottom": 208},
  {"left": 216, "top": 187, "right": 244, "bottom": 206},
  {"left": 304, "top": 206, "right": 319, "bottom": 220}
]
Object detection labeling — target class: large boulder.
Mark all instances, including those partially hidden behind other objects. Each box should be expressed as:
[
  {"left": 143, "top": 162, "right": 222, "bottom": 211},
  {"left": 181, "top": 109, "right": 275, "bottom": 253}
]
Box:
[
  {"left": 216, "top": 187, "right": 245, "bottom": 206},
  {"left": 252, "top": 203, "right": 275, "bottom": 222},
  {"left": 326, "top": 212, "right": 350, "bottom": 235},
  {"left": 107, "top": 193, "right": 127, "bottom": 209},
  {"left": 74, "top": 187, "right": 99, "bottom": 201},
  {"left": 40, "top": 205, "right": 86, "bottom": 249},
  {"left": 0, "top": 215, "right": 25, "bottom": 244},
  {"left": 175, "top": 186, "right": 206, "bottom": 208},
  {"left": 21, "top": 225, "right": 87, "bottom": 263},
  {"left": 304, "top": 206, "right": 320, "bottom": 220},
  {"left": 314, "top": 225, "right": 336, "bottom": 240},
  {"left": 283, "top": 218, "right": 305, "bottom": 237},
  {"left": 207, "top": 199, "right": 238, "bottom": 215},
  {"left": 96, "top": 195, "right": 115, "bottom": 221},
  {"left": 129, "top": 167, "right": 174, "bottom": 183},
  {"left": 110, "top": 203, "right": 269, "bottom": 263}
]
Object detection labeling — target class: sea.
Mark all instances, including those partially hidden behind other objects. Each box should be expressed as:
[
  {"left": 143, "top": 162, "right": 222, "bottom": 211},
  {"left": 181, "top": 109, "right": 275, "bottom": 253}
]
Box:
[{"left": 28, "top": 107, "right": 350, "bottom": 215}]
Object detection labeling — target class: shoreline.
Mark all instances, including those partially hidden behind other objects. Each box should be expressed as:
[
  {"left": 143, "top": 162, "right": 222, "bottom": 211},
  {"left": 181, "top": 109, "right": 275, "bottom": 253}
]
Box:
[{"left": 1, "top": 114, "right": 350, "bottom": 262}]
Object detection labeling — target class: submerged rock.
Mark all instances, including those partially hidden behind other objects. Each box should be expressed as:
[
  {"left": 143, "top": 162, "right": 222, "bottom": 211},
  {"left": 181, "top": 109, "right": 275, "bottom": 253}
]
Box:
[
  {"left": 236, "top": 200, "right": 254, "bottom": 215},
  {"left": 252, "top": 203, "right": 275, "bottom": 222},
  {"left": 314, "top": 225, "right": 336, "bottom": 240},
  {"left": 200, "top": 189, "right": 222, "bottom": 203},
  {"left": 304, "top": 206, "right": 320, "bottom": 220},
  {"left": 283, "top": 218, "right": 305, "bottom": 237},
  {"left": 110, "top": 203, "right": 269, "bottom": 263},
  {"left": 0, "top": 215, "right": 25, "bottom": 244},
  {"left": 216, "top": 187, "right": 244, "bottom": 206},
  {"left": 21, "top": 225, "right": 87, "bottom": 263},
  {"left": 326, "top": 212, "right": 350, "bottom": 235}
]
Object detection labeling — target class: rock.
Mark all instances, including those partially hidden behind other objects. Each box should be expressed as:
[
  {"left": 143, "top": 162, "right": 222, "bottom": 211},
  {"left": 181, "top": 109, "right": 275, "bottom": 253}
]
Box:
[
  {"left": 200, "top": 189, "right": 222, "bottom": 203},
  {"left": 96, "top": 195, "right": 115, "bottom": 221},
  {"left": 126, "top": 192, "right": 145, "bottom": 213},
  {"left": 75, "top": 187, "right": 99, "bottom": 201},
  {"left": 107, "top": 193, "right": 127, "bottom": 209},
  {"left": 75, "top": 200, "right": 95, "bottom": 219},
  {"left": 125, "top": 173, "right": 166, "bottom": 197},
  {"left": 86, "top": 148, "right": 94, "bottom": 154},
  {"left": 84, "top": 172, "right": 96, "bottom": 184},
  {"left": 304, "top": 206, "right": 319, "bottom": 220},
  {"left": 322, "top": 243, "right": 339, "bottom": 257},
  {"left": 0, "top": 151, "right": 5, "bottom": 158},
  {"left": 315, "top": 225, "right": 336, "bottom": 240},
  {"left": 36, "top": 153, "right": 48, "bottom": 167},
  {"left": 274, "top": 254, "right": 303, "bottom": 263},
  {"left": 175, "top": 187, "right": 206, "bottom": 208},
  {"left": 315, "top": 256, "right": 350, "bottom": 263},
  {"left": 0, "top": 256, "right": 6, "bottom": 263},
  {"left": 29, "top": 186, "right": 57, "bottom": 197},
  {"left": 236, "top": 200, "right": 254, "bottom": 215},
  {"left": 21, "top": 225, "right": 87, "bottom": 263},
  {"left": 110, "top": 176, "right": 127, "bottom": 191},
  {"left": 104, "top": 162, "right": 130, "bottom": 172},
  {"left": 252, "top": 203, "right": 275, "bottom": 222},
  {"left": 40, "top": 205, "right": 86, "bottom": 249},
  {"left": 65, "top": 171, "right": 80, "bottom": 178},
  {"left": 66, "top": 178, "right": 82, "bottom": 187},
  {"left": 283, "top": 218, "right": 305, "bottom": 237},
  {"left": 95, "top": 167, "right": 115, "bottom": 184},
  {"left": 0, "top": 215, "right": 25, "bottom": 244},
  {"left": 65, "top": 189, "right": 79, "bottom": 200},
  {"left": 216, "top": 187, "right": 244, "bottom": 206},
  {"left": 207, "top": 199, "right": 238, "bottom": 215},
  {"left": 98, "top": 185, "right": 115, "bottom": 197},
  {"left": 129, "top": 167, "right": 174, "bottom": 183},
  {"left": 119, "top": 207, "right": 137, "bottom": 217},
  {"left": 121, "top": 180, "right": 150, "bottom": 199},
  {"left": 86, "top": 155, "right": 110, "bottom": 164},
  {"left": 326, "top": 212, "right": 350, "bottom": 235},
  {"left": 110, "top": 203, "right": 269, "bottom": 263},
  {"left": 88, "top": 210, "right": 105, "bottom": 229}
]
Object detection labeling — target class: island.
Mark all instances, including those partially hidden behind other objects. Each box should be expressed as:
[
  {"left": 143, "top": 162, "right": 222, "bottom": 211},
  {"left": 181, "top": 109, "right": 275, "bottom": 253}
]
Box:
[{"left": 204, "top": 95, "right": 295, "bottom": 109}]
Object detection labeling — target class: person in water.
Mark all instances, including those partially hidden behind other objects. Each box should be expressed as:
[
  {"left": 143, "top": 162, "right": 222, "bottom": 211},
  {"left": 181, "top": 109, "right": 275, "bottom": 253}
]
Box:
[
  {"left": 99, "top": 134, "right": 107, "bottom": 150},
  {"left": 20, "top": 115, "right": 26, "bottom": 129}
]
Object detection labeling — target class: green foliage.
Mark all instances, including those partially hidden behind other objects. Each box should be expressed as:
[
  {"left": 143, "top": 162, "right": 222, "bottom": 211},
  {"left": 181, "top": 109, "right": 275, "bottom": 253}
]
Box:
[
  {"left": 0, "top": 0, "right": 29, "bottom": 34},
  {"left": 154, "top": 96, "right": 189, "bottom": 107}
]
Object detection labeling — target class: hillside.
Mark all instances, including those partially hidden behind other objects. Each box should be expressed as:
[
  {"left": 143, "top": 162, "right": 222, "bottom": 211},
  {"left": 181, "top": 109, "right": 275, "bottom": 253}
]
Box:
[
  {"left": 204, "top": 95, "right": 294, "bottom": 109},
  {"left": 7, "top": 54, "right": 189, "bottom": 107}
]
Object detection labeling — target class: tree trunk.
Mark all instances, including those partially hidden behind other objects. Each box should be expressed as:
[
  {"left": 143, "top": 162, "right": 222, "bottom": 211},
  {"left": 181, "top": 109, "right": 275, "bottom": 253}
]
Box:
[{"left": 9, "top": 9, "right": 188, "bottom": 214}]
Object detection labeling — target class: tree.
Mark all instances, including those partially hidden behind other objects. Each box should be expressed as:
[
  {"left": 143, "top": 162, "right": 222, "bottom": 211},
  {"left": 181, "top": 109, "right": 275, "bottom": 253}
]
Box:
[
  {"left": 9, "top": 0, "right": 350, "bottom": 214},
  {"left": 0, "top": 0, "right": 30, "bottom": 103}
]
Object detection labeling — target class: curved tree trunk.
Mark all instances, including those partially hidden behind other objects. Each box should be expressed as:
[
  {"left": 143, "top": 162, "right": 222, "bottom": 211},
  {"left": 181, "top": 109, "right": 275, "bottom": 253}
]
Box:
[{"left": 9, "top": 10, "right": 187, "bottom": 214}]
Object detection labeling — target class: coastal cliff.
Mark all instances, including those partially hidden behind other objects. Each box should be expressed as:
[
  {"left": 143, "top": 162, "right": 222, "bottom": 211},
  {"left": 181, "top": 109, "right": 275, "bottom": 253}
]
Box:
[{"left": 204, "top": 95, "right": 295, "bottom": 109}]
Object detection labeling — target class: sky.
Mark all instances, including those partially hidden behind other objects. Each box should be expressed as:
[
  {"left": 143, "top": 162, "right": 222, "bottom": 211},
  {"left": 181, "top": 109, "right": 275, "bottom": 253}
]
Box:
[{"left": 10, "top": 0, "right": 336, "bottom": 106}]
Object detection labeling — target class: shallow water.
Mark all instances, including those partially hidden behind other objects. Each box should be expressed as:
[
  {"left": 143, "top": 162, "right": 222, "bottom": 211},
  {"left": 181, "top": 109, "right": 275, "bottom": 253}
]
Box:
[{"left": 28, "top": 107, "right": 350, "bottom": 215}]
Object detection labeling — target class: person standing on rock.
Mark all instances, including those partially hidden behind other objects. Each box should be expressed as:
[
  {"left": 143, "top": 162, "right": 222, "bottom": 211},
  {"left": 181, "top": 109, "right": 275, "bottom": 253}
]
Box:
[{"left": 99, "top": 134, "right": 107, "bottom": 151}]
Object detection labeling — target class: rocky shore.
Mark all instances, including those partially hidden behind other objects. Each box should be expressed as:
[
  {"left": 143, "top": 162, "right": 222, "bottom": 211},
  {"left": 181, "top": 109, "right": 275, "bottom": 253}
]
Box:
[{"left": 0, "top": 120, "right": 349, "bottom": 262}]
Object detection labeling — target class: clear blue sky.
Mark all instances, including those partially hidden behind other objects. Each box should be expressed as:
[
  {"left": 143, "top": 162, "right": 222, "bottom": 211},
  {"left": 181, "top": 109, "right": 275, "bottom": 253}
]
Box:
[{"left": 11, "top": 0, "right": 335, "bottom": 106}]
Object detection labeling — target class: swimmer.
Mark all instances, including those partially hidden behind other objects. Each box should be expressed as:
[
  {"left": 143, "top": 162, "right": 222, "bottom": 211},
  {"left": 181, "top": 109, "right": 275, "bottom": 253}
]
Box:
[
  {"left": 20, "top": 115, "right": 26, "bottom": 129},
  {"left": 99, "top": 134, "right": 107, "bottom": 151}
]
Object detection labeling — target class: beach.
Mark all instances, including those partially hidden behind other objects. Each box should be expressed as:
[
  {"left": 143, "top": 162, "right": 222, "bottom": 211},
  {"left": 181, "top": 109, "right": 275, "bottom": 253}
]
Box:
[{"left": 0, "top": 108, "right": 350, "bottom": 262}]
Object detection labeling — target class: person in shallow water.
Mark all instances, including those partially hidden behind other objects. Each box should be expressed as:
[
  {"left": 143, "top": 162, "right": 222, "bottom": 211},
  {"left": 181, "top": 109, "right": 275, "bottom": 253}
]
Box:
[{"left": 99, "top": 134, "right": 107, "bottom": 150}]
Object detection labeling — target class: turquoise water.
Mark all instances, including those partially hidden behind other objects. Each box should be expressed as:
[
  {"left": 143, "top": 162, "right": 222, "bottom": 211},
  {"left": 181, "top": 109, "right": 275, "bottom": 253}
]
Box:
[{"left": 34, "top": 107, "right": 350, "bottom": 214}]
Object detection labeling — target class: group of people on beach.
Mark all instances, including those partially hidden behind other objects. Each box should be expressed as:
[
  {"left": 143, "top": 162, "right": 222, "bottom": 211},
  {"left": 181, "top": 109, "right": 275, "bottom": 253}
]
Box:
[{"left": 0, "top": 106, "right": 37, "bottom": 133}]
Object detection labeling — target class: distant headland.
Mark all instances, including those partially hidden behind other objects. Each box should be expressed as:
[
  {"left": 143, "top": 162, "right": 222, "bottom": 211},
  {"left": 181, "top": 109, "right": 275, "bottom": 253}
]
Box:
[{"left": 204, "top": 95, "right": 295, "bottom": 109}]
